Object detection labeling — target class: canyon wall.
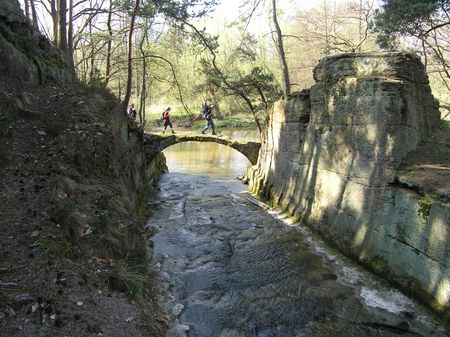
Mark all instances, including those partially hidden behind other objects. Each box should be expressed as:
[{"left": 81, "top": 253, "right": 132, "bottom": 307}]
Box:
[{"left": 247, "top": 52, "right": 450, "bottom": 318}]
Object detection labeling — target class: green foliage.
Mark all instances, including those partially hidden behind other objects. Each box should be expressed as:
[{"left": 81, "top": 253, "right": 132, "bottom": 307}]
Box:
[
  {"left": 418, "top": 195, "right": 433, "bottom": 221},
  {"left": 115, "top": 0, "right": 218, "bottom": 20},
  {"left": 373, "top": 0, "right": 449, "bottom": 48},
  {"left": 194, "top": 27, "right": 282, "bottom": 127},
  {"left": 373, "top": 0, "right": 449, "bottom": 108}
]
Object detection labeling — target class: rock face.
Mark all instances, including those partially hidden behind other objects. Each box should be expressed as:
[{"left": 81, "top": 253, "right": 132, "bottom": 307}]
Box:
[
  {"left": 248, "top": 53, "right": 450, "bottom": 317},
  {"left": 0, "top": 0, "right": 72, "bottom": 92},
  {"left": 0, "top": 0, "right": 73, "bottom": 137}
]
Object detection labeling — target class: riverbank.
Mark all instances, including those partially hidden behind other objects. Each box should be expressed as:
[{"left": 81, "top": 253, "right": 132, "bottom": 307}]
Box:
[
  {"left": 0, "top": 2, "right": 172, "bottom": 334},
  {"left": 0, "top": 84, "right": 168, "bottom": 337}
]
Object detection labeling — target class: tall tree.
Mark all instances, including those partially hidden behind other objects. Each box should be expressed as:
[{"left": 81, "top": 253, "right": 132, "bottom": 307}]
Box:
[
  {"left": 29, "top": 0, "right": 38, "bottom": 27},
  {"left": 374, "top": 0, "right": 450, "bottom": 93},
  {"left": 59, "top": 0, "right": 68, "bottom": 51},
  {"left": 104, "top": 0, "right": 114, "bottom": 87},
  {"left": 185, "top": 20, "right": 281, "bottom": 136},
  {"left": 23, "top": 0, "right": 30, "bottom": 20},
  {"left": 271, "top": 0, "right": 291, "bottom": 96},
  {"left": 67, "top": 0, "right": 75, "bottom": 70},
  {"left": 50, "top": 0, "right": 58, "bottom": 46},
  {"left": 122, "top": 0, "right": 140, "bottom": 113}
]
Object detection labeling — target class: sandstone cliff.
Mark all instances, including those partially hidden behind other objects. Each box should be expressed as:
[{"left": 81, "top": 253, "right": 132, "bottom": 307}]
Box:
[{"left": 248, "top": 52, "right": 450, "bottom": 321}]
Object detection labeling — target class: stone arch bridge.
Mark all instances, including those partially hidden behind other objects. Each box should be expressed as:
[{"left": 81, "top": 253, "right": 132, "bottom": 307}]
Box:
[{"left": 143, "top": 132, "right": 261, "bottom": 165}]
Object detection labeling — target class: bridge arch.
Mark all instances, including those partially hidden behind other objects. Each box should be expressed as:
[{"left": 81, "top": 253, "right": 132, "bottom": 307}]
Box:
[{"left": 143, "top": 133, "right": 261, "bottom": 165}]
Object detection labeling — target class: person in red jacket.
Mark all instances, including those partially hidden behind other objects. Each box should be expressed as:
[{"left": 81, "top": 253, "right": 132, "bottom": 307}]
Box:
[{"left": 162, "top": 107, "right": 174, "bottom": 134}]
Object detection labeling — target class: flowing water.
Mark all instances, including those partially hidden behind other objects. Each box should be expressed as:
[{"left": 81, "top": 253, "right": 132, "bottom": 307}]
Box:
[{"left": 147, "top": 130, "right": 448, "bottom": 337}]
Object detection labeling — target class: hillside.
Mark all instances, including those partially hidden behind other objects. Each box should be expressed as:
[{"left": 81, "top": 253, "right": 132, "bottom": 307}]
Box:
[{"left": 0, "top": 1, "right": 167, "bottom": 336}]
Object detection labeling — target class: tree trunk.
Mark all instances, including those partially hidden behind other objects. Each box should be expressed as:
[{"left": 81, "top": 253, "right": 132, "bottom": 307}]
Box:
[
  {"left": 210, "top": 86, "right": 223, "bottom": 119},
  {"left": 213, "top": 103, "right": 223, "bottom": 119},
  {"left": 29, "top": 0, "right": 37, "bottom": 27},
  {"left": 58, "top": 0, "right": 68, "bottom": 51},
  {"left": 104, "top": 0, "right": 113, "bottom": 87},
  {"left": 88, "top": 21, "right": 95, "bottom": 83},
  {"left": 358, "top": 0, "right": 363, "bottom": 52},
  {"left": 122, "top": 0, "right": 140, "bottom": 114},
  {"left": 23, "top": 0, "right": 30, "bottom": 21},
  {"left": 139, "top": 21, "right": 148, "bottom": 125},
  {"left": 323, "top": 0, "right": 330, "bottom": 56},
  {"left": 67, "top": 0, "right": 75, "bottom": 71},
  {"left": 271, "top": 0, "right": 290, "bottom": 96},
  {"left": 51, "top": 0, "right": 58, "bottom": 46}
]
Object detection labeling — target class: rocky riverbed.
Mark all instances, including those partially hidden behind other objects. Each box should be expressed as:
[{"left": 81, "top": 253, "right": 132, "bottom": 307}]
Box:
[{"left": 147, "top": 172, "right": 448, "bottom": 337}]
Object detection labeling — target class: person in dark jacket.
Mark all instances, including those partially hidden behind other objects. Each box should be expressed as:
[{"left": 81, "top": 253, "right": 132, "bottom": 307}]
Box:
[{"left": 201, "top": 103, "right": 217, "bottom": 135}]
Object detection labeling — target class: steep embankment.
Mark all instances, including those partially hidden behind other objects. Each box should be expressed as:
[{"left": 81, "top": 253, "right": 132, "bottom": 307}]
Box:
[{"left": 0, "top": 1, "right": 167, "bottom": 336}]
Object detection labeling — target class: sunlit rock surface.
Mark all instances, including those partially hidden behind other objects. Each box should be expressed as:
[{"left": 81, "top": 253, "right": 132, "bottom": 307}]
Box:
[{"left": 247, "top": 52, "right": 449, "bottom": 318}]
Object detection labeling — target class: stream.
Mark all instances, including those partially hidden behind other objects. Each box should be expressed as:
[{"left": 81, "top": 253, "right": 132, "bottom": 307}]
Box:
[{"left": 147, "top": 130, "right": 448, "bottom": 337}]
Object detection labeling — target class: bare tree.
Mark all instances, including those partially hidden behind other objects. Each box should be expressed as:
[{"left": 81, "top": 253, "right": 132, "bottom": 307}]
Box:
[
  {"left": 104, "top": 0, "right": 114, "bottom": 87},
  {"left": 122, "top": 0, "right": 141, "bottom": 113},
  {"left": 59, "top": 0, "right": 68, "bottom": 51},
  {"left": 29, "top": 0, "right": 38, "bottom": 27},
  {"left": 23, "top": 0, "right": 30, "bottom": 20},
  {"left": 271, "top": 0, "right": 291, "bottom": 96},
  {"left": 50, "top": 0, "right": 58, "bottom": 45},
  {"left": 67, "top": 0, "right": 75, "bottom": 70}
]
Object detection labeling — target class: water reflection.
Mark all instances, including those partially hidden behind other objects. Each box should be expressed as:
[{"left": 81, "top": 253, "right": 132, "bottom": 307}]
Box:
[
  {"left": 162, "top": 129, "right": 257, "bottom": 179},
  {"left": 217, "top": 128, "right": 259, "bottom": 142},
  {"left": 163, "top": 142, "right": 250, "bottom": 179}
]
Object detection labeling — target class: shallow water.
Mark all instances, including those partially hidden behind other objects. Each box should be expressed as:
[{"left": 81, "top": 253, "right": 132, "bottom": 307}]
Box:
[{"left": 147, "top": 134, "right": 448, "bottom": 337}]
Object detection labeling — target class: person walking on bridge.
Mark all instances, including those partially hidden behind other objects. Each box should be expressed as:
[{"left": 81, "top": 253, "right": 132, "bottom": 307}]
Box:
[
  {"left": 201, "top": 103, "right": 217, "bottom": 135},
  {"left": 162, "top": 107, "right": 174, "bottom": 134}
]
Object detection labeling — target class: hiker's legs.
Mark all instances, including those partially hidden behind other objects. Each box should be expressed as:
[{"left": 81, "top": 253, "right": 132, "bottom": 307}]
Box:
[
  {"left": 210, "top": 119, "right": 216, "bottom": 135},
  {"left": 164, "top": 120, "right": 172, "bottom": 130},
  {"left": 168, "top": 121, "right": 174, "bottom": 134},
  {"left": 202, "top": 120, "right": 210, "bottom": 134}
]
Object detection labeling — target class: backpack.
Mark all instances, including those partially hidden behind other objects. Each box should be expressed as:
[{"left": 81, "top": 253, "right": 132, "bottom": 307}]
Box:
[{"left": 201, "top": 105, "right": 211, "bottom": 119}]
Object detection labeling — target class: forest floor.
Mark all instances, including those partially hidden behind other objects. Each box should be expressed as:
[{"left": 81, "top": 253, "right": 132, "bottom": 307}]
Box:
[{"left": 0, "top": 85, "right": 167, "bottom": 337}]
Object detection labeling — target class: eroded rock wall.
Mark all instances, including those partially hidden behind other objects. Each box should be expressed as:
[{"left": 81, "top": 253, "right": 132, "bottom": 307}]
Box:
[
  {"left": 0, "top": 0, "right": 72, "bottom": 92},
  {"left": 248, "top": 52, "right": 449, "bottom": 317}
]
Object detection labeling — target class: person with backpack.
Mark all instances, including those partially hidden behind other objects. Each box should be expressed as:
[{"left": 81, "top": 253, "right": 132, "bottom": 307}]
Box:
[
  {"left": 162, "top": 107, "right": 174, "bottom": 134},
  {"left": 201, "top": 103, "right": 217, "bottom": 135}
]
